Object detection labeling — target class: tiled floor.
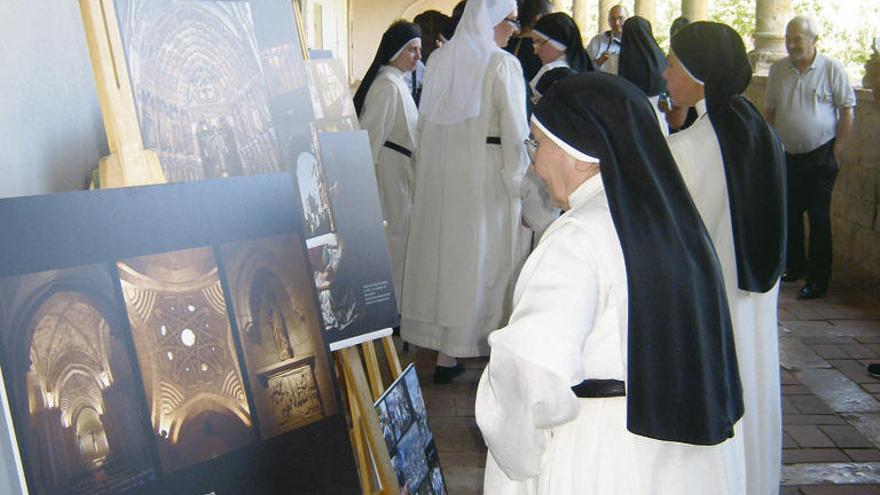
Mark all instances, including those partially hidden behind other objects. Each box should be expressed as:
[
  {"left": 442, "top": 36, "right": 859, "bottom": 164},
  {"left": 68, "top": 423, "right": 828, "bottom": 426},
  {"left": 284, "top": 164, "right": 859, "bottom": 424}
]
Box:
[{"left": 395, "top": 280, "right": 880, "bottom": 494}]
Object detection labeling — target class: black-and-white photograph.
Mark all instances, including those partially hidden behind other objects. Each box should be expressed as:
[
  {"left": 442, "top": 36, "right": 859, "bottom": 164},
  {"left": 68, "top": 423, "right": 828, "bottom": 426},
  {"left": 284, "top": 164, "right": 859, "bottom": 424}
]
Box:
[{"left": 375, "top": 364, "right": 448, "bottom": 495}]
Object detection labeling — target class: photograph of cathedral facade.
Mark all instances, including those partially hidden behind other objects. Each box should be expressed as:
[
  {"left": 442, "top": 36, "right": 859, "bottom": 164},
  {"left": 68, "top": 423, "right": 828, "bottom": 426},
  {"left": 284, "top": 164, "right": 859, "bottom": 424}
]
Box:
[
  {"left": 116, "top": 0, "right": 311, "bottom": 182},
  {"left": 0, "top": 265, "right": 156, "bottom": 495}
]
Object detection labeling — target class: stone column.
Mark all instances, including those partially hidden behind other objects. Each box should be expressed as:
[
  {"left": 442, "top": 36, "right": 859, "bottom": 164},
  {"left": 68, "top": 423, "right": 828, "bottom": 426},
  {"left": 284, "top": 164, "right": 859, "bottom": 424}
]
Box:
[
  {"left": 681, "top": 0, "right": 708, "bottom": 21},
  {"left": 749, "top": 0, "right": 792, "bottom": 74},
  {"left": 635, "top": 0, "right": 656, "bottom": 25},
  {"left": 572, "top": 0, "right": 589, "bottom": 35},
  {"left": 598, "top": 0, "right": 616, "bottom": 33}
]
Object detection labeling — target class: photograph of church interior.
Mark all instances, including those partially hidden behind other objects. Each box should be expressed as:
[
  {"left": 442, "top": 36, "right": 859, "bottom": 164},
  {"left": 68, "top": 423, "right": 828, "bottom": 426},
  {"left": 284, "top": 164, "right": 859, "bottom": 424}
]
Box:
[{"left": 3, "top": 0, "right": 880, "bottom": 493}]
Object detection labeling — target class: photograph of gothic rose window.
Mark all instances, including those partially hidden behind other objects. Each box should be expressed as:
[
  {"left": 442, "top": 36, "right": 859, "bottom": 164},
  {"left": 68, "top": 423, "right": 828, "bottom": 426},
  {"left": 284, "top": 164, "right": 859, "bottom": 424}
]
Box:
[
  {"left": 117, "top": 247, "right": 254, "bottom": 474},
  {"left": 116, "top": 0, "right": 311, "bottom": 183},
  {"left": 218, "top": 234, "right": 337, "bottom": 440},
  {"left": 0, "top": 265, "right": 156, "bottom": 495}
]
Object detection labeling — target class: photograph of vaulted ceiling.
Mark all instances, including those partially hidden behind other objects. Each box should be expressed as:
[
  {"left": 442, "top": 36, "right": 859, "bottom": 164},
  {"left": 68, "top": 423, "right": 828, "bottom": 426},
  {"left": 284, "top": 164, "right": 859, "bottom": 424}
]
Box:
[{"left": 118, "top": 247, "right": 253, "bottom": 474}]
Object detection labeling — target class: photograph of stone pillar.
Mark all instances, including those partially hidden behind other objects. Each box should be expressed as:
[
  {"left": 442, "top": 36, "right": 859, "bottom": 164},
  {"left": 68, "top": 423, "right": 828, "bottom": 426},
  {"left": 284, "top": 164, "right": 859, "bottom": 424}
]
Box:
[
  {"left": 115, "top": 0, "right": 313, "bottom": 182},
  {"left": 117, "top": 247, "right": 253, "bottom": 474},
  {"left": 219, "top": 234, "right": 337, "bottom": 440},
  {"left": 0, "top": 265, "right": 156, "bottom": 495}
]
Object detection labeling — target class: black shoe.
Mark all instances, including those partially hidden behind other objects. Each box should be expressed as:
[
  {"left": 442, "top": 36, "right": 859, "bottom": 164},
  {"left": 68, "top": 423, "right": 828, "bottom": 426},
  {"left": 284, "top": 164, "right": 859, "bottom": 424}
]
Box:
[
  {"left": 868, "top": 363, "right": 880, "bottom": 379},
  {"left": 798, "top": 283, "right": 827, "bottom": 300},
  {"left": 433, "top": 363, "right": 465, "bottom": 384},
  {"left": 782, "top": 270, "right": 804, "bottom": 282}
]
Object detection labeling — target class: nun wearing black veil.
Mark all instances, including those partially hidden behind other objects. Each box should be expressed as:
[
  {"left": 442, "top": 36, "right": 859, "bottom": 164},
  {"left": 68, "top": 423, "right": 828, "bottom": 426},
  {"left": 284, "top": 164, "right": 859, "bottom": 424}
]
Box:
[
  {"left": 355, "top": 20, "right": 422, "bottom": 302},
  {"left": 527, "top": 12, "right": 593, "bottom": 101},
  {"left": 665, "top": 22, "right": 786, "bottom": 495},
  {"left": 475, "top": 73, "right": 746, "bottom": 494},
  {"left": 619, "top": 16, "right": 668, "bottom": 135}
]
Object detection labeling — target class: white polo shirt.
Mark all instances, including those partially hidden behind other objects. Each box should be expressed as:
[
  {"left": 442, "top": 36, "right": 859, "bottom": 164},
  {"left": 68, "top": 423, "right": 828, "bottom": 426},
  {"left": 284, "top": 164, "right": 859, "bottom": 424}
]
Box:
[
  {"left": 586, "top": 31, "right": 622, "bottom": 74},
  {"left": 765, "top": 53, "right": 856, "bottom": 154}
]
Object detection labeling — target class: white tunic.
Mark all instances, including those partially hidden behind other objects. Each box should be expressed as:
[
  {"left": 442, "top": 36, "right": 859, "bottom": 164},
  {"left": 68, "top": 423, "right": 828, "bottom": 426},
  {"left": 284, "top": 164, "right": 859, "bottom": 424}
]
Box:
[
  {"left": 668, "top": 100, "right": 782, "bottom": 495},
  {"left": 476, "top": 175, "right": 746, "bottom": 495},
  {"left": 401, "top": 50, "right": 531, "bottom": 357},
  {"left": 359, "top": 66, "right": 419, "bottom": 302}
]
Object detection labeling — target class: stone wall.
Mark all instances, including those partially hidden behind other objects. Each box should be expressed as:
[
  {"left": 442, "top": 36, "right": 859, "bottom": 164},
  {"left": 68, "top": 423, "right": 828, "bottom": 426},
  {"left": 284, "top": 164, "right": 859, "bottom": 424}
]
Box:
[{"left": 745, "top": 77, "right": 880, "bottom": 286}]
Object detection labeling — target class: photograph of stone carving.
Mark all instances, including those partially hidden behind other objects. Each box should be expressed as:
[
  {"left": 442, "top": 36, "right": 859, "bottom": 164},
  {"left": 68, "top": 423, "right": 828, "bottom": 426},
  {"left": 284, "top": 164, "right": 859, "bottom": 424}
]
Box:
[
  {"left": 116, "top": 0, "right": 310, "bottom": 182},
  {"left": 0, "top": 265, "right": 156, "bottom": 495},
  {"left": 218, "top": 234, "right": 337, "bottom": 440},
  {"left": 117, "top": 247, "right": 254, "bottom": 474}
]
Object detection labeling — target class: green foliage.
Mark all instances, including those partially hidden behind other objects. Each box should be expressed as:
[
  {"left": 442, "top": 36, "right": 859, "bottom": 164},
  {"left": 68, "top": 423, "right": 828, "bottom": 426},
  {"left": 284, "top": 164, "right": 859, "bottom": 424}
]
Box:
[{"left": 709, "top": 0, "right": 756, "bottom": 48}]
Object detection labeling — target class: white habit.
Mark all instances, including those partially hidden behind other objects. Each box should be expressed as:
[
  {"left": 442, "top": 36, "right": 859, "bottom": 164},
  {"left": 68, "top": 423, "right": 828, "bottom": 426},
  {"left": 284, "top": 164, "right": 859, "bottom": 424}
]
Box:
[
  {"left": 359, "top": 65, "right": 419, "bottom": 302},
  {"left": 401, "top": 50, "right": 531, "bottom": 357},
  {"left": 475, "top": 175, "right": 746, "bottom": 495},
  {"left": 668, "top": 99, "right": 782, "bottom": 495}
]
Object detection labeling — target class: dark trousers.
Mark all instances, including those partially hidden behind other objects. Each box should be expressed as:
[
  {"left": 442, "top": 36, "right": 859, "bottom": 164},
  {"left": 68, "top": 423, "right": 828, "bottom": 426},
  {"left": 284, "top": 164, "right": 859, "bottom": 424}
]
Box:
[{"left": 785, "top": 139, "right": 839, "bottom": 288}]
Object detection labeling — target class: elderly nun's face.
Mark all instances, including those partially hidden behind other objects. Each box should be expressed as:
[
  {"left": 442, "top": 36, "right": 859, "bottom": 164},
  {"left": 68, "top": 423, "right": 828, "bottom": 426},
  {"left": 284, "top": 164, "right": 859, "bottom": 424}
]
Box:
[
  {"left": 528, "top": 123, "right": 599, "bottom": 209},
  {"left": 534, "top": 35, "right": 566, "bottom": 65}
]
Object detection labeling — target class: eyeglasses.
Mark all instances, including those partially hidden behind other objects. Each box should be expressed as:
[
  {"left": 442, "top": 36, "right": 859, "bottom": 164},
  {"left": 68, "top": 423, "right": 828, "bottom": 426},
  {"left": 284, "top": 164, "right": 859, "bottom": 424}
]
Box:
[
  {"left": 504, "top": 17, "right": 521, "bottom": 31},
  {"left": 534, "top": 38, "right": 549, "bottom": 48},
  {"left": 524, "top": 136, "right": 539, "bottom": 163}
]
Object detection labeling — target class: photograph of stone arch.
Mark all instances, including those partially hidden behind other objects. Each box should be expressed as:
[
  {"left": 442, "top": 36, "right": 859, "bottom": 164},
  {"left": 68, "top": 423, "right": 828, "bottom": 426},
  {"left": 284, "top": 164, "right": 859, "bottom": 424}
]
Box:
[
  {"left": 0, "top": 265, "right": 157, "bottom": 495},
  {"left": 218, "top": 234, "right": 338, "bottom": 440}
]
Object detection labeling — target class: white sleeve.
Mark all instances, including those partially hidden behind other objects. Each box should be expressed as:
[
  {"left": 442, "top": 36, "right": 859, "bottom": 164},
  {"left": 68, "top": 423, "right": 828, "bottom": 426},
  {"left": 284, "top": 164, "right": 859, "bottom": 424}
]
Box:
[
  {"left": 493, "top": 54, "right": 529, "bottom": 199},
  {"left": 830, "top": 59, "right": 856, "bottom": 108},
  {"left": 586, "top": 35, "right": 603, "bottom": 61},
  {"left": 764, "top": 63, "right": 779, "bottom": 111},
  {"left": 475, "top": 221, "right": 600, "bottom": 481},
  {"left": 358, "top": 81, "right": 399, "bottom": 164}
]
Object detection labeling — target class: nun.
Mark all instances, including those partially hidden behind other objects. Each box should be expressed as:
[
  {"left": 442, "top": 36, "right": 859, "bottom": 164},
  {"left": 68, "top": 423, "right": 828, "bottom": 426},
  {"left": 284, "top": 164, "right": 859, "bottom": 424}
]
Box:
[
  {"left": 355, "top": 20, "right": 422, "bottom": 303},
  {"left": 618, "top": 16, "right": 668, "bottom": 135},
  {"left": 527, "top": 12, "right": 593, "bottom": 101},
  {"left": 402, "top": 0, "right": 538, "bottom": 382},
  {"left": 475, "top": 73, "right": 746, "bottom": 494},
  {"left": 665, "top": 22, "right": 786, "bottom": 495}
]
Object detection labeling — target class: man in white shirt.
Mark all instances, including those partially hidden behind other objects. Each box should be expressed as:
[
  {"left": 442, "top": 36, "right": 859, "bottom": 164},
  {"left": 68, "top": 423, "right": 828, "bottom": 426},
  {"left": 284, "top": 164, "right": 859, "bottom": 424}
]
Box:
[
  {"left": 765, "top": 15, "right": 856, "bottom": 299},
  {"left": 586, "top": 4, "right": 627, "bottom": 74}
]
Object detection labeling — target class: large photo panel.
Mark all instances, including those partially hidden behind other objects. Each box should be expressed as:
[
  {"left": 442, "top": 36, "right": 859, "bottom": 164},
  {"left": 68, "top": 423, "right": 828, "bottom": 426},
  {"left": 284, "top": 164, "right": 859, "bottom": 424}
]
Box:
[
  {"left": 111, "top": 0, "right": 398, "bottom": 347},
  {"left": 0, "top": 175, "right": 359, "bottom": 494}
]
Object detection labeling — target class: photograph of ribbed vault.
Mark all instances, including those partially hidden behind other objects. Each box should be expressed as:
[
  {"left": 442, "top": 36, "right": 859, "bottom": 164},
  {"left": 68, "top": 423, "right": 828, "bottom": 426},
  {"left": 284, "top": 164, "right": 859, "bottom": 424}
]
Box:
[
  {"left": 218, "top": 234, "right": 338, "bottom": 440},
  {"left": 117, "top": 247, "right": 254, "bottom": 475},
  {"left": 0, "top": 265, "right": 156, "bottom": 495}
]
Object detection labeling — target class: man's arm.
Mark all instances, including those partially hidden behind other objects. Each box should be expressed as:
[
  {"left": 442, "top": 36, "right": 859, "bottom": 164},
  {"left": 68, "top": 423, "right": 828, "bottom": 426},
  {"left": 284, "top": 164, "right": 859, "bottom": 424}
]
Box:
[{"left": 832, "top": 106, "right": 855, "bottom": 164}]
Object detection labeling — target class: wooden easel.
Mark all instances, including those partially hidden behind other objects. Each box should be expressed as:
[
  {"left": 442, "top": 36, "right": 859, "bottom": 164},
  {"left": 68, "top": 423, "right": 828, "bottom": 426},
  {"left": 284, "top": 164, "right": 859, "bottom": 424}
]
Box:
[
  {"left": 80, "top": 1, "right": 403, "bottom": 493},
  {"left": 291, "top": 5, "right": 404, "bottom": 494}
]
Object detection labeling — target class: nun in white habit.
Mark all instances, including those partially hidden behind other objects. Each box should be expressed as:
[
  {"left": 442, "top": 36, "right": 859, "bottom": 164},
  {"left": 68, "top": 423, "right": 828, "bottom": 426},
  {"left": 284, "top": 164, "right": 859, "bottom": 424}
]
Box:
[
  {"left": 355, "top": 21, "right": 422, "bottom": 302},
  {"left": 402, "top": 0, "right": 552, "bottom": 379},
  {"left": 665, "top": 22, "right": 786, "bottom": 495},
  {"left": 476, "top": 73, "right": 746, "bottom": 494}
]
